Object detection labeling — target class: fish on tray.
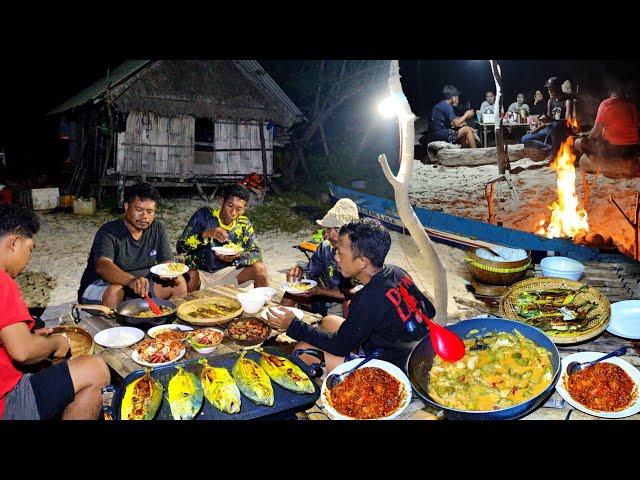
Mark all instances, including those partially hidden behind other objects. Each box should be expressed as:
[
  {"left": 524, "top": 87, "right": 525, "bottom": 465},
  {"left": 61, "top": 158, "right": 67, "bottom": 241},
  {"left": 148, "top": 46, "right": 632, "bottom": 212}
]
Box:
[
  {"left": 167, "top": 366, "right": 204, "bottom": 420},
  {"left": 232, "top": 350, "right": 274, "bottom": 407},
  {"left": 121, "top": 368, "right": 163, "bottom": 420},
  {"left": 258, "top": 349, "right": 314, "bottom": 394},
  {"left": 199, "top": 358, "right": 241, "bottom": 414}
]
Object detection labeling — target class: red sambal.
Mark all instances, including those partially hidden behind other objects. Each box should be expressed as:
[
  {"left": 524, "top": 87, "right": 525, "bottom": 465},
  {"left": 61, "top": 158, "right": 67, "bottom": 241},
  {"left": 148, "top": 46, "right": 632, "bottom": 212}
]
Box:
[
  {"left": 566, "top": 362, "right": 637, "bottom": 412},
  {"left": 328, "top": 367, "right": 404, "bottom": 419}
]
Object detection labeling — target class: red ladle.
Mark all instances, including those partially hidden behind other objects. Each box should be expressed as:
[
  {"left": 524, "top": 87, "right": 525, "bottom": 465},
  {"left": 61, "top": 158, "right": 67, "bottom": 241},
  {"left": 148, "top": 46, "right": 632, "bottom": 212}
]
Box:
[
  {"left": 144, "top": 292, "right": 163, "bottom": 316},
  {"left": 399, "top": 286, "right": 465, "bottom": 362}
]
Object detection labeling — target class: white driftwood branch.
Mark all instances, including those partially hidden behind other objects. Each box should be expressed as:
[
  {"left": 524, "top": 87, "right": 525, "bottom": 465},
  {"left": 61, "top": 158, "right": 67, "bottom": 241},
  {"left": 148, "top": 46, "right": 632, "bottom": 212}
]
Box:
[{"left": 378, "top": 60, "right": 449, "bottom": 325}]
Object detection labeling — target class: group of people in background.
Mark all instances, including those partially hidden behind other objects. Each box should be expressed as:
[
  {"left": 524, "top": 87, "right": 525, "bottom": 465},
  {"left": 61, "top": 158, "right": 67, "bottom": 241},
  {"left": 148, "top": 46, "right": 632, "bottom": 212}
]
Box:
[{"left": 428, "top": 75, "right": 640, "bottom": 174}]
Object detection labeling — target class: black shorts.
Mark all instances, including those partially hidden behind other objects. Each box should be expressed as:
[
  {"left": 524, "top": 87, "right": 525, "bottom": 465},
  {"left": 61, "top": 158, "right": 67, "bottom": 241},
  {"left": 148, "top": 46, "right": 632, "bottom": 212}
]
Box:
[{"left": 29, "top": 361, "right": 75, "bottom": 420}]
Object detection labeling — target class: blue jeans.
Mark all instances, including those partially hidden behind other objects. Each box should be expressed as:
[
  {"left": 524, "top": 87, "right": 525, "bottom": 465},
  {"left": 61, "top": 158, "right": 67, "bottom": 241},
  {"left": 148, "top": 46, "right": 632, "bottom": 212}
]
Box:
[{"left": 522, "top": 125, "right": 552, "bottom": 150}]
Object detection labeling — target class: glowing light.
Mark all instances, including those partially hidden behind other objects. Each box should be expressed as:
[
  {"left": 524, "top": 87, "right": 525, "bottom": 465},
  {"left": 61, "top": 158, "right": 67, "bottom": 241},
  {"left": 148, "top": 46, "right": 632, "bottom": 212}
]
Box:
[
  {"left": 378, "top": 96, "right": 401, "bottom": 118},
  {"left": 540, "top": 137, "right": 589, "bottom": 239}
]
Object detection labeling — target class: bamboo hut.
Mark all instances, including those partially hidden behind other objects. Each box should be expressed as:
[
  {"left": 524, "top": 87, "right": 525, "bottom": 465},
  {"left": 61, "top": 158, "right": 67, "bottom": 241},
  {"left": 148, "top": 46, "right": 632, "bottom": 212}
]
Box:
[{"left": 50, "top": 60, "right": 304, "bottom": 203}]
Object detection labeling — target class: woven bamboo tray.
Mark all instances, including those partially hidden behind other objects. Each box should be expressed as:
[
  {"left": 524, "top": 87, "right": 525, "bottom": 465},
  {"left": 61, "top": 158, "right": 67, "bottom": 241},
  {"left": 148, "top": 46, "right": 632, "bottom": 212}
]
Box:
[
  {"left": 177, "top": 296, "right": 243, "bottom": 327},
  {"left": 499, "top": 277, "right": 611, "bottom": 344}
]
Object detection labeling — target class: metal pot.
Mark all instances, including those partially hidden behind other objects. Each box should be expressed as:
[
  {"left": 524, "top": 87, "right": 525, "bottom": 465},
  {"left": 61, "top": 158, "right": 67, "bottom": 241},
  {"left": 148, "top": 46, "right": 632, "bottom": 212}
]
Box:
[
  {"left": 406, "top": 317, "right": 561, "bottom": 420},
  {"left": 72, "top": 298, "right": 176, "bottom": 328}
]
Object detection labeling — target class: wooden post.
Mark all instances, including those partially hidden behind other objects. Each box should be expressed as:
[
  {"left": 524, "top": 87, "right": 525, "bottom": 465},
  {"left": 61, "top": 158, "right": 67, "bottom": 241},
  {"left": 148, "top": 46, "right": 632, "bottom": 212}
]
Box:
[
  {"left": 378, "top": 60, "right": 449, "bottom": 325},
  {"left": 609, "top": 192, "right": 640, "bottom": 260},
  {"left": 258, "top": 120, "right": 268, "bottom": 191},
  {"left": 485, "top": 182, "right": 496, "bottom": 224},
  {"left": 490, "top": 60, "right": 510, "bottom": 175}
]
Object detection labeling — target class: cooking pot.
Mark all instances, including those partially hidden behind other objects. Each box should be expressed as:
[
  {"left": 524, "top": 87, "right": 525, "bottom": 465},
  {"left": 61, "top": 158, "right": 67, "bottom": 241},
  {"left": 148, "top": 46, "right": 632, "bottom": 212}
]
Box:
[{"left": 406, "top": 317, "right": 560, "bottom": 420}]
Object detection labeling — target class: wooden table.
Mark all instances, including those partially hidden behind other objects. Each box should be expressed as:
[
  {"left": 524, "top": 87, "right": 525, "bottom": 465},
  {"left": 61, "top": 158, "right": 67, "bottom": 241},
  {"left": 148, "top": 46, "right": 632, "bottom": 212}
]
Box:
[
  {"left": 479, "top": 122, "right": 531, "bottom": 147},
  {"left": 73, "top": 285, "right": 322, "bottom": 381}
]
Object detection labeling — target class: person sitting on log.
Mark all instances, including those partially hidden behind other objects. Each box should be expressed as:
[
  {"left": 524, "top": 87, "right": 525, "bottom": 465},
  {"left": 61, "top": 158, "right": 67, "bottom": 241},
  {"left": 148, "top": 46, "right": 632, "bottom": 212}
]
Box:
[
  {"left": 479, "top": 90, "right": 497, "bottom": 116},
  {"left": 0, "top": 204, "right": 110, "bottom": 419},
  {"left": 574, "top": 82, "right": 640, "bottom": 178},
  {"left": 78, "top": 182, "right": 187, "bottom": 308},
  {"left": 531, "top": 89, "right": 547, "bottom": 117},
  {"left": 521, "top": 77, "right": 574, "bottom": 158},
  {"left": 264, "top": 218, "right": 436, "bottom": 373},
  {"left": 177, "top": 184, "right": 268, "bottom": 292},
  {"left": 429, "top": 85, "right": 478, "bottom": 148},
  {"left": 508, "top": 93, "right": 530, "bottom": 116},
  {"left": 281, "top": 199, "right": 360, "bottom": 318}
]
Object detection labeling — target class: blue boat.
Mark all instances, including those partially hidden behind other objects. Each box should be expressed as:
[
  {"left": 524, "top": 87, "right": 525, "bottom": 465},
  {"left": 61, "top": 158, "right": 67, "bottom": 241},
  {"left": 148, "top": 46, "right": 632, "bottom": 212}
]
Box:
[{"left": 328, "top": 182, "right": 636, "bottom": 264}]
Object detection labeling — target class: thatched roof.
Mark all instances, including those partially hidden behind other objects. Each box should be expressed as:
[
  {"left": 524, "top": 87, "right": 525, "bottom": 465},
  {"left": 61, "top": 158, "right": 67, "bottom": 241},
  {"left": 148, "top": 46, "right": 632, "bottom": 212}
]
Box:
[{"left": 49, "top": 60, "right": 304, "bottom": 127}]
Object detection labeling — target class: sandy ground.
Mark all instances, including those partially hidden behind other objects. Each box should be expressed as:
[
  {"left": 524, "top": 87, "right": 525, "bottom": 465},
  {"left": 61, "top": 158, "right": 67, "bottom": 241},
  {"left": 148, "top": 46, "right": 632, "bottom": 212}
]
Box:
[
  {"left": 409, "top": 156, "right": 640, "bottom": 258},
  {"left": 19, "top": 196, "right": 478, "bottom": 321}
]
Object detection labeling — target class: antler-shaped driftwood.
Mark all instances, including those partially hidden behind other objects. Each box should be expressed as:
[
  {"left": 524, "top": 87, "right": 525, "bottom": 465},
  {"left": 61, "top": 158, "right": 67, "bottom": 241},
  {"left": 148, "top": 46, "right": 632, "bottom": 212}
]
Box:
[{"left": 378, "top": 60, "right": 449, "bottom": 325}]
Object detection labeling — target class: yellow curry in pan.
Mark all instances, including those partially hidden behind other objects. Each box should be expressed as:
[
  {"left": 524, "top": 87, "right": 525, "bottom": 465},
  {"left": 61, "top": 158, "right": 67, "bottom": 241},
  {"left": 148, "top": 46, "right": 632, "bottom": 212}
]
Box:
[{"left": 428, "top": 330, "right": 553, "bottom": 411}]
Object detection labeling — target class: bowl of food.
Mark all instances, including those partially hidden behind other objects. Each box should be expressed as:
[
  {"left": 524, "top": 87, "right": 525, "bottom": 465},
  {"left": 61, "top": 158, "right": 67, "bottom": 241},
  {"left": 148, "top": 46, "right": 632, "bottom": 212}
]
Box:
[
  {"left": 540, "top": 256, "right": 585, "bottom": 281},
  {"left": 321, "top": 359, "right": 412, "bottom": 420},
  {"left": 406, "top": 317, "right": 561, "bottom": 420},
  {"left": 252, "top": 287, "right": 277, "bottom": 302},
  {"left": 226, "top": 318, "right": 270, "bottom": 347},
  {"left": 465, "top": 246, "right": 531, "bottom": 286},
  {"left": 187, "top": 328, "right": 225, "bottom": 354},
  {"left": 236, "top": 291, "right": 267, "bottom": 314}
]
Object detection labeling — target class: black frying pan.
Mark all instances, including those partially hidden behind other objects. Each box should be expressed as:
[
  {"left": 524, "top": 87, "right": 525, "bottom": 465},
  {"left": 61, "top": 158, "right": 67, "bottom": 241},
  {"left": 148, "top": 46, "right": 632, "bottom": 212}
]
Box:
[{"left": 72, "top": 298, "right": 177, "bottom": 328}]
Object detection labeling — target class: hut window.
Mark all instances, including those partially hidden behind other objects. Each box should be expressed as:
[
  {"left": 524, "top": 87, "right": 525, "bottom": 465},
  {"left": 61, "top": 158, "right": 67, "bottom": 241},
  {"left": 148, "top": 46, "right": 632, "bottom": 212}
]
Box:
[{"left": 195, "top": 118, "right": 214, "bottom": 152}]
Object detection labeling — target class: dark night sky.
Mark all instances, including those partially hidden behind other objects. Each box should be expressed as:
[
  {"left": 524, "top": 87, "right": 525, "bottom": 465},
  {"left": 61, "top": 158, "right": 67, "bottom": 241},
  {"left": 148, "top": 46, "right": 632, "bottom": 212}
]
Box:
[{"left": 2, "top": 59, "right": 640, "bottom": 178}]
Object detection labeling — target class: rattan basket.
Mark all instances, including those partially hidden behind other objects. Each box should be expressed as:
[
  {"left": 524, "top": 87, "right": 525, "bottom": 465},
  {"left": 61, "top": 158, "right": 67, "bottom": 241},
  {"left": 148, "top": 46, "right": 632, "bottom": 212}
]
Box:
[
  {"left": 499, "top": 277, "right": 611, "bottom": 344},
  {"left": 177, "top": 296, "right": 243, "bottom": 327},
  {"left": 465, "top": 249, "right": 531, "bottom": 286}
]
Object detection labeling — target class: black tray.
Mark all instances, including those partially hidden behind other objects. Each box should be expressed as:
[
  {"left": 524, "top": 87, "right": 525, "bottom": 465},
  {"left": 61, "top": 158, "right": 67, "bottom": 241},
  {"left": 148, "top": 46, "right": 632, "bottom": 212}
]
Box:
[{"left": 112, "top": 347, "right": 320, "bottom": 420}]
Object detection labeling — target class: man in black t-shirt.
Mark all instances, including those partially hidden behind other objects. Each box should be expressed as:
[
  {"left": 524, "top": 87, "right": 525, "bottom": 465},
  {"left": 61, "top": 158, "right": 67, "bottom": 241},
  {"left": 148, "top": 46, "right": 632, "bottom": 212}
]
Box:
[
  {"left": 264, "top": 218, "right": 435, "bottom": 373},
  {"left": 78, "top": 183, "right": 187, "bottom": 308}
]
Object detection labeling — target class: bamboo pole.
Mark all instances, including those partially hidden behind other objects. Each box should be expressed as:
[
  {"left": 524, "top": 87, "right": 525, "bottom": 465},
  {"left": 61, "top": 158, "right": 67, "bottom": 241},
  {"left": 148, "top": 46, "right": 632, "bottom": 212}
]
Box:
[
  {"left": 609, "top": 192, "right": 640, "bottom": 260},
  {"left": 378, "top": 60, "right": 449, "bottom": 325}
]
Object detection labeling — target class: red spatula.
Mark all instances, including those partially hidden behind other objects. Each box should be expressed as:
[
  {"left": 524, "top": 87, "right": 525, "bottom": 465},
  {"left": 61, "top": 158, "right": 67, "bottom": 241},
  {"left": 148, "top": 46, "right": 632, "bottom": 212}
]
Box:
[
  {"left": 399, "top": 286, "right": 465, "bottom": 362},
  {"left": 144, "top": 292, "right": 163, "bottom": 316}
]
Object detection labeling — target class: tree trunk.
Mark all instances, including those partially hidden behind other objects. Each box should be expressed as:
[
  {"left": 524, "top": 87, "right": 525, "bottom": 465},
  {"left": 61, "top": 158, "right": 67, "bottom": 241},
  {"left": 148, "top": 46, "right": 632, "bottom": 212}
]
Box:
[
  {"left": 378, "top": 60, "right": 449, "bottom": 326},
  {"left": 429, "top": 143, "right": 547, "bottom": 167},
  {"left": 490, "top": 60, "right": 510, "bottom": 175}
]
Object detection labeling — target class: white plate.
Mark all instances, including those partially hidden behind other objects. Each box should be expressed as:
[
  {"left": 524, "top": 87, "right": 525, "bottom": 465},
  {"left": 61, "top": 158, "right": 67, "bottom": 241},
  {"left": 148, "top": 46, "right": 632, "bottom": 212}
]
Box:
[
  {"left": 150, "top": 263, "right": 189, "bottom": 278},
  {"left": 212, "top": 246, "right": 241, "bottom": 256},
  {"left": 94, "top": 327, "right": 145, "bottom": 348},
  {"left": 607, "top": 301, "right": 640, "bottom": 340},
  {"left": 131, "top": 347, "right": 186, "bottom": 368},
  {"left": 260, "top": 306, "right": 305, "bottom": 321},
  {"left": 321, "top": 359, "right": 412, "bottom": 420},
  {"left": 280, "top": 279, "right": 318, "bottom": 294},
  {"left": 147, "top": 324, "right": 194, "bottom": 339},
  {"left": 555, "top": 352, "right": 640, "bottom": 419}
]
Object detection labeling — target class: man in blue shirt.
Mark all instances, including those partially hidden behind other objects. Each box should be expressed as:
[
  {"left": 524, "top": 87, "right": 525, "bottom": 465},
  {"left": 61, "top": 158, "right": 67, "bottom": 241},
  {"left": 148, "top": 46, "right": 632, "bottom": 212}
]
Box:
[{"left": 429, "top": 85, "right": 478, "bottom": 148}]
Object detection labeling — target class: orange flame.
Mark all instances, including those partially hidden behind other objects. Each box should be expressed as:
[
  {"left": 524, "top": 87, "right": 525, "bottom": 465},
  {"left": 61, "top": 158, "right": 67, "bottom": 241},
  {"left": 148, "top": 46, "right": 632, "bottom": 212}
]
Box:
[
  {"left": 540, "top": 136, "right": 589, "bottom": 239},
  {"left": 567, "top": 116, "right": 579, "bottom": 130}
]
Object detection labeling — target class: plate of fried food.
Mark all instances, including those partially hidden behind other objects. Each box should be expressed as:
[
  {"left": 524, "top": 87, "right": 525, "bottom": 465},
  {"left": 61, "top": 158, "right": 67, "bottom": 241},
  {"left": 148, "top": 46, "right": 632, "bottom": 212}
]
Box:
[
  {"left": 187, "top": 328, "right": 225, "bottom": 354},
  {"left": 321, "top": 359, "right": 412, "bottom": 420},
  {"left": 212, "top": 242, "right": 243, "bottom": 256},
  {"left": 280, "top": 279, "right": 317, "bottom": 295},
  {"left": 555, "top": 351, "right": 640, "bottom": 418},
  {"left": 226, "top": 318, "right": 271, "bottom": 347},
  {"left": 150, "top": 262, "right": 189, "bottom": 279},
  {"left": 131, "top": 338, "right": 186, "bottom": 367},
  {"left": 147, "top": 324, "right": 194, "bottom": 341}
]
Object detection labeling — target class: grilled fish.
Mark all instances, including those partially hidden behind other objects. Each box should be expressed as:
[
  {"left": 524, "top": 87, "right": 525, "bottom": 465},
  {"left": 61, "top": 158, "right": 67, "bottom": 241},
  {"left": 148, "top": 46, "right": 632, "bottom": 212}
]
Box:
[
  {"left": 259, "top": 350, "right": 314, "bottom": 394},
  {"left": 232, "top": 350, "right": 274, "bottom": 406},
  {"left": 199, "top": 359, "right": 241, "bottom": 414},
  {"left": 167, "top": 366, "right": 204, "bottom": 420},
  {"left": 121, "top": 368, "right": 163, "bottom": 420}
]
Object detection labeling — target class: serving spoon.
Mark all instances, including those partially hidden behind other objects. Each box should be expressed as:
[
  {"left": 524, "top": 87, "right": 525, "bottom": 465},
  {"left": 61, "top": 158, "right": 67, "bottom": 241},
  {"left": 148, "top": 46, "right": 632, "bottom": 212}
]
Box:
[
  {"left": 326, "top": 348, "right": 383, "bottom": 390},
  {"left": 566, "top": 346, "right": 627, "bottom": 375},
  {"left": 144, "top": 292, "right": 163, "bottom": 316}
]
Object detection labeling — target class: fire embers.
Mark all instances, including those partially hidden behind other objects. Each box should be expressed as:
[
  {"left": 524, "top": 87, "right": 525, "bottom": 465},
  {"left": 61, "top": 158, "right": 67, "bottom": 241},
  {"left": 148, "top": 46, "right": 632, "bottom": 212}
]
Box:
[{"left": 537, "top": 136, "right": 590, "bottom": 239}]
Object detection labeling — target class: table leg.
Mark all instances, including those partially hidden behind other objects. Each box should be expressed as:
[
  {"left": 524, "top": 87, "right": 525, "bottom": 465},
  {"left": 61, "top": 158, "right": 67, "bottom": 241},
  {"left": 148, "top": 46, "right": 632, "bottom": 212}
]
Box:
[{"left": 483, "top": 126, "right": 488, "bottom": 148}]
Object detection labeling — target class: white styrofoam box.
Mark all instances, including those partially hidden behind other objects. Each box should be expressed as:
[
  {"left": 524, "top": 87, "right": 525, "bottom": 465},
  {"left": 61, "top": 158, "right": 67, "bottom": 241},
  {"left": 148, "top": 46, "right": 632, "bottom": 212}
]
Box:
[
  {"left": 482, "top": 113, "right": 495, "bottom": 123},
  {"left": 31, "top": 188, "right": 59, "bottom": 210}
]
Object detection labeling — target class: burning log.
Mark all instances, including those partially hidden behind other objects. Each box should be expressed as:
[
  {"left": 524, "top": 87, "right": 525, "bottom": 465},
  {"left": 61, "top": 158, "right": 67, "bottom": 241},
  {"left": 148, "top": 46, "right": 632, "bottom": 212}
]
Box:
[
  {"left": 608, "top": 192, "right": 640, "bottom": 261},
  {"left": 378, "top": 60, "right": 448, "bottom": 325}
]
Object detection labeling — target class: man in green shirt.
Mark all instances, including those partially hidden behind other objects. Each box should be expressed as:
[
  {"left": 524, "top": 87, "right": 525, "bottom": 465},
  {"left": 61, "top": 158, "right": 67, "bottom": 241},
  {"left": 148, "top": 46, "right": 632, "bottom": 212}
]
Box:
[{"left": 177, "top": 185, "right": 268, "bottom": 291}]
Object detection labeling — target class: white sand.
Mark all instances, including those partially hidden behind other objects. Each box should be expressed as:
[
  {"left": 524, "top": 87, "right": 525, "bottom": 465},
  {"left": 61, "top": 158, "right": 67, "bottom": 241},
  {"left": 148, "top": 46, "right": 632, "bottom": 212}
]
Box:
[{"left": 22, "top": 197, "right": 478, "bottom": 321}]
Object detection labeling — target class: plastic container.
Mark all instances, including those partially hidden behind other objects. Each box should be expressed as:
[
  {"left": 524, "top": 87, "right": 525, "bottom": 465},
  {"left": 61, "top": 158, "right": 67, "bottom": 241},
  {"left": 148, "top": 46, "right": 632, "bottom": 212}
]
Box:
[
  {"left": 73, "top": 197, "right": 96, "bottom": 215},
  {"left": 252, "top": 287, "right": 276, "bottom": 302},
  {"left": 31, "top": 188, "right": 59, "bottom": 210},
  {"left": 540, "top": 256, "right": 585, "bottom": 281},
  {"left": 236, "top": 291, "right": 267, "bottom": 314}
]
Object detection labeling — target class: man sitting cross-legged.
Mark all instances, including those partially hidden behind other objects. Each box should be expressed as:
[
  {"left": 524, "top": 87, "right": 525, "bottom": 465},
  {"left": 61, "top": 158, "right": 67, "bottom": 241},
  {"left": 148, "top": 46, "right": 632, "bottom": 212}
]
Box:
[
  {"left": 78, "top": 182, "right": 187, "bottom": 308},
  {"left": 264, "top": 218, "right": 435, "bottom": 374},
  {"left": 0, "top": 204, "right": 110, "bottom": 420},
  {"left": 177, "top": 184, "right": 268, "bottom": 292}
]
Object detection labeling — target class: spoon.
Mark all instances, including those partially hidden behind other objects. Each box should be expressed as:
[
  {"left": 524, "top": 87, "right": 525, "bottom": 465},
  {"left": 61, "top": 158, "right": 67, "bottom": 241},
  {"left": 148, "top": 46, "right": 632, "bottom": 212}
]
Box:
[
  {"left": 398, "top": 286, "right": 466, "bottom": 362},
  {"left": 566, "top": 346, "right": 627, "bottom": 375},
  {"left": 326, "top": 348, "right": 383, "bottom": 390},
  {"left": 144, "top": 292, "right": 163, "bottom": 316}
]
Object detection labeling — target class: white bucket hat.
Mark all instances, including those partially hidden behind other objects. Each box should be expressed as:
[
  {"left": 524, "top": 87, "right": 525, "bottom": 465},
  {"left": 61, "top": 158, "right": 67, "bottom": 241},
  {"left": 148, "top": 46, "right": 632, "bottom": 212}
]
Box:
[{"left": 316, "top": 198, "right": 359, "bottom": 228}]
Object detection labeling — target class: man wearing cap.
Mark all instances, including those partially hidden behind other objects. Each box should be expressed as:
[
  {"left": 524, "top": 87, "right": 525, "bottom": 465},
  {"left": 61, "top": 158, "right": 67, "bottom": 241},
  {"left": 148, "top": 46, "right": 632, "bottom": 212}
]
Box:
[
  {"left": 282, "top": 199, "right": 359, "bottom": 317},
  {"left": 428, "top": 85, "right": 478, "bottom": 148},
  {"left": 521, "top": 77, "right": 574, "bottom": 158}
]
